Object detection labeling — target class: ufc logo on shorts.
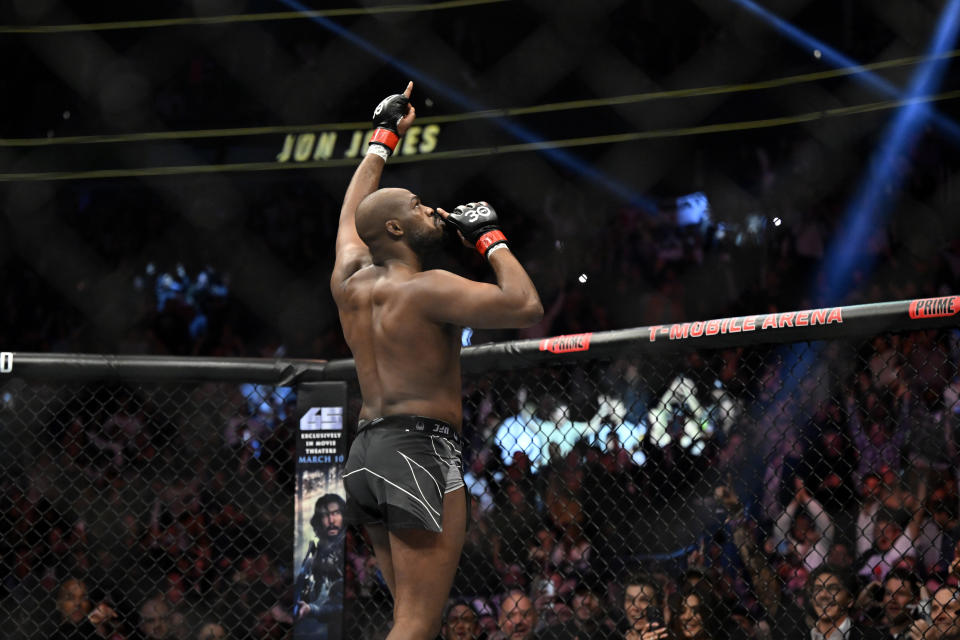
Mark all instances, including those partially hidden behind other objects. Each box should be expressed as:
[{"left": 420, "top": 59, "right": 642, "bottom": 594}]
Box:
[{"left": 0, "top": 352, "right": 12, "bottom": 374}]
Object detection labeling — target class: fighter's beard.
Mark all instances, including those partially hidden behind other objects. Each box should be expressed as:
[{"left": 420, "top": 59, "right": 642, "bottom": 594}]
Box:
[{"left": 408, "top": 229, "right": 445, "bottom": 266}]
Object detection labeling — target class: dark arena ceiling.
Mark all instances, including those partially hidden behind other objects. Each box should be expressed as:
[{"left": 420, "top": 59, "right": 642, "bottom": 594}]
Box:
[{"left": 1, "top": 0, "right": 959, "bottom": 356}]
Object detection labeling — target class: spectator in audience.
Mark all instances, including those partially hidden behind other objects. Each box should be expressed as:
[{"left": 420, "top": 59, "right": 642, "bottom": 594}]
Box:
[
  {"left": 771, "top": 477, "right": 835, "bottom": 573},
  {"left": 948, "top": 539, "right": 960, "bottom": 583},
  {"left": 620, "top": 571, "right": 669, "bottom": 640},
  {"left": 543, "top": 394, "right": 594, "bottom": 464},
  {"left": 916, "top": 486, "right": 959, "bottom": 576},
  {"left": 489, "top": 480, "right": 541, "bottom": 586},
  {"left": 799, "top": 424, "right": 858, "bottom": 513},
  {"left": 857, "top": 501, "right": 924, "bottom": 583},
  {"left": 251, "top": 598, "right": 292, "bottom": 639},
  {"left": 856, "top": 471, "right": 896, "bottom": 559},
  {"left": 195, "top": 622, "right": 226, "bottom": 640},
  {"left": 647, "top": 374, "right": 712, "bottom": 456},
  {"left": 133, "top": 595, "right": 173, "bottom": 640},
  {"left": 441, "top": 599, "right": 485, "bottom": 640},
  {"left": 788, "top": 565, "right": 883, "bottom": 640},
  {"left": 712, "top": 482, "right": 780, "bottom": 621},
  {"left": 526, "top": 525, "right": 557, "bottom": 578},
  {"left": 494, "top": 391, "right": 547, "bottom": 472},
  {"left": 553, "top": 582, "right": 617, "bottom": 640},
  {"left": 531, "top": 579, "right": 574, "bottom": 636},
  {"left": 668, "top": 583, "right": 714, "bottom": 640},
  {"left": 497, "top": 590, "right": 540, "bottom": 640},
  {"left": 848, "top": 391, "right": 908, "bottom": 486},
  {"left": 52, "top": 577, "right": 121, "bottom": 640},
  {"left": 463, "top": 451, "right": 496, "bottom": 516},
  {"left": 879, "top": 568, "right": 923, "bottom": 640},
  {"left": 590, "top": 390, "right": 647, "bottom": 458},
  {"left": 544, "top": 486, "right": 592, "bottom": 580},
  {"left": 760, "top": 426, "right": 804, "bottom": 525},
  {"left": 912, "top": 585, "right": 960, "bottom": 640},
  {"left": 474, "top": 598, "right": 499, "bottom": 638},
  {"left": 827, "top": 543, "right": 856, "bottom": 571}
]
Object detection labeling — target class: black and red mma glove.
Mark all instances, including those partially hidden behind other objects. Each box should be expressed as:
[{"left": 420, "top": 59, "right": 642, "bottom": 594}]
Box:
[
  {"left": 445, "top": 202, "right": 509, "bottom": 259},
  {"left": 367, "top": 92, "right": 409, "bottom": 158}
]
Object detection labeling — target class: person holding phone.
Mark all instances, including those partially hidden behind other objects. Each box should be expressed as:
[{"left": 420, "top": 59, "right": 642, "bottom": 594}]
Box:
[
  {"left": 52, "top": 577, "right": 121, "bottom": 640},
  {"left": 621, "top": 571, "right": 669, "bottom": 640}
]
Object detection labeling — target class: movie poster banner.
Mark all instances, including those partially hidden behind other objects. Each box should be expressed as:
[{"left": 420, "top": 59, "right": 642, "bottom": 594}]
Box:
[{"left": 293, "top": 382, "right": 348, "bottom": 640}]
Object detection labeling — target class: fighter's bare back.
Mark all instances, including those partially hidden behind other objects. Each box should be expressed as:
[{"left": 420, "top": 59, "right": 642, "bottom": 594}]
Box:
[
  {"left": 333, "top": 260, "right": 465, "bottom": 428},
  {"left": 330, "top": 81, "right": 540, "bottom": 435}
]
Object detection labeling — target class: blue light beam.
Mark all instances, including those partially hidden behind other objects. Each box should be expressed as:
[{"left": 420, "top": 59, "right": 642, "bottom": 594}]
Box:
[
  {"left": 275, "top": 0, "right": 659, "bottom": 213},
  {"left": 727, "top": 0, "right": 960, "bottom": 428},
  {"left": 820, "top": 0, "right": 960, "bottom": 304},
  {"left": 730, "top": 0, "right": 960, "bottom": 146}
]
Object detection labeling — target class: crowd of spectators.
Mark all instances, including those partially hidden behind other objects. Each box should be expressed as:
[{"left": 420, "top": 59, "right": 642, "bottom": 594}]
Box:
[
  {"left": 0, "top": 376, "right": 297, "bottom": 640},
  {"left": 339, "top": 323, "right": 960, "bottom": 640},
  {"left": 5, "top": 317, "right": 960, "bottom": 639}
]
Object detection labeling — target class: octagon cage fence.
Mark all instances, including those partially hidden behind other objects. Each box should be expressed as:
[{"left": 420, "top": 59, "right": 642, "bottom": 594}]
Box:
[{"left": 1, "top": 296, "right": 959, "bottom": 640}]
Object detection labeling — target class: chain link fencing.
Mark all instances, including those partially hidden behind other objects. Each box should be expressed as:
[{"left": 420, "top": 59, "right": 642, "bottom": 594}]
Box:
[
  {"left": 343, "top": 300, "right": 960, "bottom": 640},
  {"left": 1, "top": 298, "right": 959, "bottom": 640},
  {"left": 0, "top": 369, "right": 302, "bottom": 640},
  {"left": 401, "top": 334, "right": 957, "bottom": 640}
]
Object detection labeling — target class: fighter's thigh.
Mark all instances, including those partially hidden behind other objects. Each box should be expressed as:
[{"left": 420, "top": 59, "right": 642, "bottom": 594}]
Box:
[
  {"left": 388, "top": 487, "right": 467, "bottom": 621},
  {"left": 365, "top": 523, "right": 396, "bottom": 598}
]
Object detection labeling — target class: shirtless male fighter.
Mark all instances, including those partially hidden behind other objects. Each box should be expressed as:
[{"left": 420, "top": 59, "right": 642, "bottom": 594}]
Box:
[{"left": 332, "top": 82, "right": 543, "bottom": 640}]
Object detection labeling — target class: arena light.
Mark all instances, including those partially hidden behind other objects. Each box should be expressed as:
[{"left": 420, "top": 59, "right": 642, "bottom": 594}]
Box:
[
  {"left": 274, "top": 0, "right": 659, "bottom": 213},
  {"left": 729, "top": 0, "right": 960, "bottom": 146},
  {"left": 820, "top": 0, "right": 960, "bottom": 304}
]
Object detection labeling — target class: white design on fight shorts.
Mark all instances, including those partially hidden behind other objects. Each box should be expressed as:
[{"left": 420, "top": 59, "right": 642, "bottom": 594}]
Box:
[
  {"left": 398, "top": 451, "right": 443, "bottom": 505},
  {"left": 343, "top": 467, "right": 441, "bottom": 530},
  {"left": 430, "top": 437, "right": 462, "bottom": 467},
  {"left": 444, "top": 465, "right": 465, "bottom": 494},
  {"left": 429, "top": 437, "right": 465, "bottom": 493},
  {"left": 400, "top": 454, "right": 442, "bottom": 521}
]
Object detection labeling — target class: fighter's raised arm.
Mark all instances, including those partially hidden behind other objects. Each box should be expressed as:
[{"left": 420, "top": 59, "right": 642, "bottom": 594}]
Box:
[{"left": 332, "top": 81, "right": 415, "bottom": 285}]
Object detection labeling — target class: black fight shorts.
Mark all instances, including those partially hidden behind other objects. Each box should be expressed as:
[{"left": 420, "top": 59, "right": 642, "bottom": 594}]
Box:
[{"left": 343, "top": 415, "right": 465, "bottom": 532}]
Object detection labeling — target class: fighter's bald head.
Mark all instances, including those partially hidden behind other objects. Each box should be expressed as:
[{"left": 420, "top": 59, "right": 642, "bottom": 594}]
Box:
[{"left": 356, "top": 187, "right": 410, "bottom": 244}]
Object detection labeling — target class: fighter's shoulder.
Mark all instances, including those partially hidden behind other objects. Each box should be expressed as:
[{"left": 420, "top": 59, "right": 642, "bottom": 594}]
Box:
[
  {"left": 411, "top": 267, "right": 465, "bottom": 283},
  {"left": 405, "top": 268, "right": 471, "bottom": 294},
  {"left": 337, "top": 263, "right": 377, "bottom": 288},
  {"left": 331, "top": 243, "right": 374, "bottom": 283},
  {"left": 331, "top": 263, "right": 377, "bottom": 305}
]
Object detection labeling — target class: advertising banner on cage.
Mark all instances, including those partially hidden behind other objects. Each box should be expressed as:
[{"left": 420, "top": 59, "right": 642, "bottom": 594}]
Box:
[{"left": 293, "top": 382, "right": 348, "bottom": 640}]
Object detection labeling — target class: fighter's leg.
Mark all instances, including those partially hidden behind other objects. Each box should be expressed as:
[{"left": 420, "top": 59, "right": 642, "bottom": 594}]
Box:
[
  {"left": 365, "top": 523, "right": 397, "bottom": 597},
  {"left": 385, "top": 487, "right": 467, "bottom": 640}
]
